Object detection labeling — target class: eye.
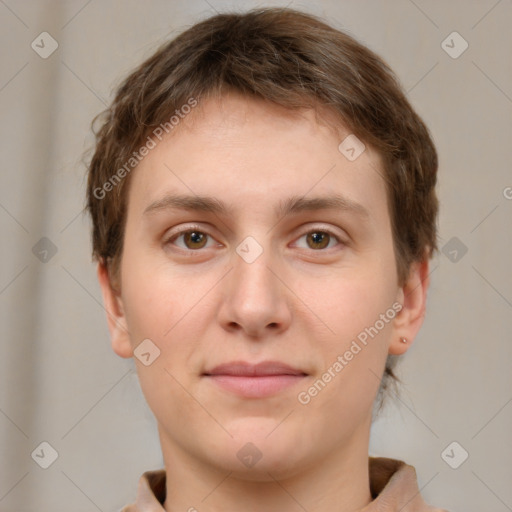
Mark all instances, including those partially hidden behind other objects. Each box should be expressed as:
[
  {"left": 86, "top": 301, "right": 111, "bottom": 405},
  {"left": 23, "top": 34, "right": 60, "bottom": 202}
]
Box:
[
  {"left": 294, "top": 230, "right": 341, "bottom": 250},
  {"left": 167, "top": 229, "right": 218, "bottom": 250}
]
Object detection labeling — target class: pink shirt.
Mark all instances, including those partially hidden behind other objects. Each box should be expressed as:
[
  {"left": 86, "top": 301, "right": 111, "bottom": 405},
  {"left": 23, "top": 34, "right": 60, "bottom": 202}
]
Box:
[{"left": 121, "top": 457, "right": 448, "bottom": 511}]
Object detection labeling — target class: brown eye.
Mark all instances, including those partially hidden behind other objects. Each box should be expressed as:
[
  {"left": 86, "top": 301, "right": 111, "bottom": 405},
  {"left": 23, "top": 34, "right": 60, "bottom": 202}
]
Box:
[
  {"left": 183, "top": 231, "right": 208, "bottom": 249},
  {"left": 306, "top": 231, "right": 331, "bottom": 249}
]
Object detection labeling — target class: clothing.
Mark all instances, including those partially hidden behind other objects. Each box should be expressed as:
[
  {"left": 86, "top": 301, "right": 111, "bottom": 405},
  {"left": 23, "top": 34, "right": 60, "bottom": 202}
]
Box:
[{"left": 121, "top": 457, "right": 447, "bottom": 512}]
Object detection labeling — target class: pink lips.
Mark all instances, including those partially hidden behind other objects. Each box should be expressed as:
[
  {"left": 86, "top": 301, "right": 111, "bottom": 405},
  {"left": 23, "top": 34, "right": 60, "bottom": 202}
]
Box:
[{"left": 204, "top": 361, "right": 307, "bottom": 398}]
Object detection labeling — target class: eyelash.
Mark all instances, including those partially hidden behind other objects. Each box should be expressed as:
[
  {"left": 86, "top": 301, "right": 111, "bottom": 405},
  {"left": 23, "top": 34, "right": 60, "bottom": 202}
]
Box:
[
  {"left": 165, "top": 226, "right": 220, "bottom": 251},
  {"left": 164, "top": 225, "right": 345, "bottom": 252}
]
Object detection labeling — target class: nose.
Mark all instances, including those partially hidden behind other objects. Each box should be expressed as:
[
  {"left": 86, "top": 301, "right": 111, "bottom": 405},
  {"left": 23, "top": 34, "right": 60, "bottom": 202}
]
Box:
[{"left": 217, "top": 247, "right": 292, "bottom": 338}]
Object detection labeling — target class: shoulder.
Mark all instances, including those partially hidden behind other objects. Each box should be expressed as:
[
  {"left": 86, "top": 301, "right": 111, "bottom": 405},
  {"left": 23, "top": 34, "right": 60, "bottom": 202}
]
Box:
[
  {"left": 120, "top": 469, "right": 166, "bottom": 512},
  {"left": 368, "top": 457, "right": 449, "bottom": 512}
]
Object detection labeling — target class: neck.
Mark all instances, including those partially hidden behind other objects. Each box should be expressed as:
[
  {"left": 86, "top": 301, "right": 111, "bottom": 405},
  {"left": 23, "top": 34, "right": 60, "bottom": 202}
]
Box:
[{"left": 159, "top": 420, "right": 373, "bottom": 512}]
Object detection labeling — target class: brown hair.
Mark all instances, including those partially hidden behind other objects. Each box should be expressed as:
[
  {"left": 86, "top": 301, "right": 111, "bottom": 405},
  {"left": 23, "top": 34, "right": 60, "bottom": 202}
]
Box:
[{"left": 86, "top": 7, "right": 438, "bottom": 394}]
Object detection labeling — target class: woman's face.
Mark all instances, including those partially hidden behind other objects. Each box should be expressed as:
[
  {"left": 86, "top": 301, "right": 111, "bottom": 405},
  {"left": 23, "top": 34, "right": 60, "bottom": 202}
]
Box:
[{"left": 99, "top": 93, "right": 427, "bottom": 479}]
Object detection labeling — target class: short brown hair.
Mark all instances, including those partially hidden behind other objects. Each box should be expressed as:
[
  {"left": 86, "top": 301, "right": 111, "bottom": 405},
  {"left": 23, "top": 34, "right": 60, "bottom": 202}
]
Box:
[{"left": 86, "top": 7, "right": 438, "bottom": 394}]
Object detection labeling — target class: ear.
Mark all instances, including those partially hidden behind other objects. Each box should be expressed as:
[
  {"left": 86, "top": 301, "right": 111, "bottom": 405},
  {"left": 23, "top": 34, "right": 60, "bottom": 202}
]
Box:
[
  {"left": 389, "top": 259, "right": 430, "bottom": 356},
  {"left": 97, "top": 262, "right": 133, "bottom": 358}
]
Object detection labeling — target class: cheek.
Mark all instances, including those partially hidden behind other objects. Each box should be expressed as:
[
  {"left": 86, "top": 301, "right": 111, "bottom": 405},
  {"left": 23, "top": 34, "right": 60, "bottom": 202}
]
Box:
[
  {"left": 302, "top": 265, "right": 397, "bottom": 396},
  {"left": 120, "top": 253, "right": 216, "bottom": 371},
  {"left": 298, "top": 291, "right": 394, "bottom": 429},
  {"left": 120, "top": 247, "right": 187, "bottom": 340},
  {"left": 119, "top": 260, "right": 208, "bottom": 421},
  {"left": 308, "top": 269, "right": 397, "bottom": 339}
]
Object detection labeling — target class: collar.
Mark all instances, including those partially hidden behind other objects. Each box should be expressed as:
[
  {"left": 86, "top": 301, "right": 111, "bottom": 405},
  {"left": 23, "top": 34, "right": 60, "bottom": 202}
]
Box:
[{"left": 122, "top": 457, "right": 444, "bottom": 511}]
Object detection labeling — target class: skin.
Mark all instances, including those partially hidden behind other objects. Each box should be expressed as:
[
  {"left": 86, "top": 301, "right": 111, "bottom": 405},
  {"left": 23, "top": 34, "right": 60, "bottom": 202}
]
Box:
[{"left": 98, "top": 92, "right": 429, "bottom": 512}]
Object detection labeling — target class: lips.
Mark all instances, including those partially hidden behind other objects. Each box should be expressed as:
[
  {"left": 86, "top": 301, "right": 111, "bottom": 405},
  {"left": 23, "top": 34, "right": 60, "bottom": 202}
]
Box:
[
  {"left": 204, "top": 361, "right": 307, "bottom": 377},
  {"left": 203, "top": 361, "right": 307, "bottom": 398}
]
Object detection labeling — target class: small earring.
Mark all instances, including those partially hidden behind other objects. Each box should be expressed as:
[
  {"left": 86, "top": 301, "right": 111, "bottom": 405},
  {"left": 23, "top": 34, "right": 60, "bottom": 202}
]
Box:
[{"left": 401, "top": 337, "right": 408, "bottom": 344}]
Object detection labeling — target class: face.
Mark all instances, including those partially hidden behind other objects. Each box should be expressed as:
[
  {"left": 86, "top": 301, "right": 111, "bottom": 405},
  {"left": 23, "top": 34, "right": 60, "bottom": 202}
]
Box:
[{"left": 99, "top": 93, "right": 428, "bottom": 480}]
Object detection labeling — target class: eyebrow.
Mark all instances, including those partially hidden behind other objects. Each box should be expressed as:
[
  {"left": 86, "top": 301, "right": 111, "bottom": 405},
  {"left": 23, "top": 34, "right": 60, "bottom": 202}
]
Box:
[
  {"left": 143, "top": 194, "right": 230, "bottom": 216},
  {"left": 143, "top": 193, "right": 369, "bottom": 218},
  {"left": 277, "top": 195, "right": 369, "bottom": 218}
]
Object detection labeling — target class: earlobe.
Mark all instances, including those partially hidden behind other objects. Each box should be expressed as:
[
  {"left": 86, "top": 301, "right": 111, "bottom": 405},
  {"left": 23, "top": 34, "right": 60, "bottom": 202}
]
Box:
[
  {"left": 97, "top": 262, "right": 133, "bottom": 358},
  {"left": 389, "top": 259, "right": 430, "bottom": 356}
]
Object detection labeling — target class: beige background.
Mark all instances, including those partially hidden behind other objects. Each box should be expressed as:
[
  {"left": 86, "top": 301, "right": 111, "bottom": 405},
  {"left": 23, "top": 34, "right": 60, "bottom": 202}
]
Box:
[{"left": 1, "top": 1, "right": 511, "bottom": 511}]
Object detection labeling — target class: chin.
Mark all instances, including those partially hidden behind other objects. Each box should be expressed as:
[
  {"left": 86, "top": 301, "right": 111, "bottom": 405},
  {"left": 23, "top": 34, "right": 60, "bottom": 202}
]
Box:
[
  {"left": 218, "top": 447, "right": 309, "bottom": 482},
  {"left": 203, "top": 421, "right": 310, "bottom": 478}
]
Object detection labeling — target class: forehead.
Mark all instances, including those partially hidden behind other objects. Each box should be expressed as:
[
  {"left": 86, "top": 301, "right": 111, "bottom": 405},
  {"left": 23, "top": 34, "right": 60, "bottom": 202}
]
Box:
[{"left": 126, "top": 93, "right": 388, "bottom": 220}]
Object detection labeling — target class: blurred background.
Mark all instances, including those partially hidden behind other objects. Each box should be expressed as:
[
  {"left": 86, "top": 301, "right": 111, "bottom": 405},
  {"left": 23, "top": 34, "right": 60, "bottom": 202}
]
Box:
[{"left": 0, "top": 1, "right": 511, "bottom": 510}]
